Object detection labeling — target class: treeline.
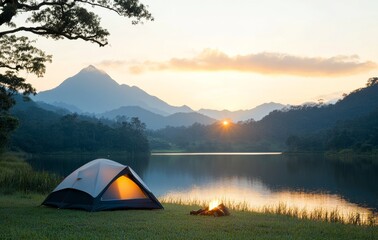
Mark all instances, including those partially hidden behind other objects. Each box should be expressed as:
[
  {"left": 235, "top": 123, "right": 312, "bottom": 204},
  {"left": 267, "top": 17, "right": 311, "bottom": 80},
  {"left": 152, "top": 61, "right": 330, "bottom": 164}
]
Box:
[
  {"left": 152, "top": 78, "right": 378, "bottom": 152},
  {"left": 9, "top": 104, "right": 149, "bottom": 154},
  {"left": 151, "top": 120, "right": 280, "bottom": 152},
  {"left": 286, "top": 109, "right": 378, "bottom": 152}
]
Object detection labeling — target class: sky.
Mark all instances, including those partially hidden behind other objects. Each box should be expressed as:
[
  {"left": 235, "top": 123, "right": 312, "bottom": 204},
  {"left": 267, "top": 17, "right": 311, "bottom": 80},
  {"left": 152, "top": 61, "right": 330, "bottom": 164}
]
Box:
[{"left": 20, "top": 0, "right": 378, "bottom": 111}]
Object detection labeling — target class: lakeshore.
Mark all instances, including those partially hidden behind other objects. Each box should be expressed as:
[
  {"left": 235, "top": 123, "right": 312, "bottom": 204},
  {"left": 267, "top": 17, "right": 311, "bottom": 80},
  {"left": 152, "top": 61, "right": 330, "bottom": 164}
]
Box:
[{"left": 1, "top": 193, "right": 377, "bottom": 240}]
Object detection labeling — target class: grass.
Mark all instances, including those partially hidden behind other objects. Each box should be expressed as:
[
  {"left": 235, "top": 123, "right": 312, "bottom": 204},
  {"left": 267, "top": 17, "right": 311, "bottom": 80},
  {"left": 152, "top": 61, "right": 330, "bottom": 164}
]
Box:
[
  {"left": 160, "top": 197, "right": 377, "bottom": 226},
  {"left": 260, "top": 203, "right": 376, "bottom": 226},
  {"left": 0, "top": 152, "right": 62, "bottom": 194},
  {"left": 0, "top": 193, "right": 377, "bottom": 240}
]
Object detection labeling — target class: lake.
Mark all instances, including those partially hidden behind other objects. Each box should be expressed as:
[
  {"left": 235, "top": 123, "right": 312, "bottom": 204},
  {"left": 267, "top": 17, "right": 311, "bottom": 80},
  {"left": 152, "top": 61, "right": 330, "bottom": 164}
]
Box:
[{"left": 28, "top": 152, "right": 378, "bottom": 220}]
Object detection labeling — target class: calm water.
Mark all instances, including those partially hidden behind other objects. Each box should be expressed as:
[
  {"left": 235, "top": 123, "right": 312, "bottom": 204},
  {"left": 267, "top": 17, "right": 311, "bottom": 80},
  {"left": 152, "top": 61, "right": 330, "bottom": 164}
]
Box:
[{"left": 28, "top": 152, "right": 378, "bottom": 216}]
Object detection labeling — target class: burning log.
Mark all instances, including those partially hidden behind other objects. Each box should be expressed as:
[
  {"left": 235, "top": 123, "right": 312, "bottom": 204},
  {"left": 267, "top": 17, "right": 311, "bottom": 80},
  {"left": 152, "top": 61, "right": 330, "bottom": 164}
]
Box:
[{"left": 190, "top": 201, "right": 230, "bottom": 217}]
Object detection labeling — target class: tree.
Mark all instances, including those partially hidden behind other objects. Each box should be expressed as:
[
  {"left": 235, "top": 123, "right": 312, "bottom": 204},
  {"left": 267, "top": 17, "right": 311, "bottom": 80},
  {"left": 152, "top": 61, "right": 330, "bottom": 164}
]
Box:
[
  {"left": 0, "top": 0, "right": 153, "bottom": 46},
  {"left": 0, "top": 0, "right": 153, "bottom": 149},
  {"left": 0, "top": 35, "right": 52, "bottom": 150},
  {"left": 366, "top": 77, "right": 378, "bottom": 87}
]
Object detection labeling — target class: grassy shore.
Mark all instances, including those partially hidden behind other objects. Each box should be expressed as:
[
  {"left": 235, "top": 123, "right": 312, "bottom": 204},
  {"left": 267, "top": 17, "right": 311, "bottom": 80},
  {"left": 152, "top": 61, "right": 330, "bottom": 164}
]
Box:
[
  {"left": 0, "top": 193, "right": 377, "bottom": 240},
  {"left": 1, "top": 152, "right": 377, "bottom": 239},
  {"left": 0, "top": 152, "right": 61, "bottom": 194}
]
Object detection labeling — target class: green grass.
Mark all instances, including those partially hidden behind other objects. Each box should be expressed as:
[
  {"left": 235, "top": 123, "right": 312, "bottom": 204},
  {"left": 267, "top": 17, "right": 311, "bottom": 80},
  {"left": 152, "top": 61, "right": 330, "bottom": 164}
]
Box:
[
  {"left": 160, "top": 197, "right": 377, "bottom": 226},
  {"left": 0, "top": 193, "right": 377, "bottom": 240},
  {"left": 0, "top": 152, "right": 62, "bottom": 194}
]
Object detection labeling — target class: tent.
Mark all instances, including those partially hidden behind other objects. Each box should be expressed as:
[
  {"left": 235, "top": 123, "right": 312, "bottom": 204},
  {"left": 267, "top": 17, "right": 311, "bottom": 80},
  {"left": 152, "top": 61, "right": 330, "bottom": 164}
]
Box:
[{"left": 42, "top": 158, "right": 163, "bottom": 211}]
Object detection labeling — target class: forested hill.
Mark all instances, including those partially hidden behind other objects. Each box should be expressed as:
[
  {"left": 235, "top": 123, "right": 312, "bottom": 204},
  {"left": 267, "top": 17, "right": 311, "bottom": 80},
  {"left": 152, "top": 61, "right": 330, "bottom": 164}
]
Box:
[
  {"left": 281, "top": 79, "right": 378, "bottom": 152},
  {"left": 9, "top": 96, "right": 149, "bottom": 154},
  {"left": 286, "top": 109, "right": 378, "bottom": 152},
  {"left": 153, "top": 78, "right": 378, "bottom": 151},
  {"left": 254, "top": 78, "right": 378, "bottom": 143}
]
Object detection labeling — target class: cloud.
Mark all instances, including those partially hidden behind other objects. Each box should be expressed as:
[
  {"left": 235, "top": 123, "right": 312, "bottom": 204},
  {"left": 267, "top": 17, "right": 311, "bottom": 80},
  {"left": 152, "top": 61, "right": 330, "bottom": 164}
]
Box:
[
  {"left": 127, "top": 49, "right": 377, "bottom": 77},
  {"left": 97, "top": 60, "right": 127, "bottom": 69}
]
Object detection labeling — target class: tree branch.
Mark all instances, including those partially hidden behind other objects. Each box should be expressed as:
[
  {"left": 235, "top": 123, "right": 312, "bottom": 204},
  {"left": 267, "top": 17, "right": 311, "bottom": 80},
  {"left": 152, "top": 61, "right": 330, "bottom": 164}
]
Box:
[
  {"left": 18, "top": 1, "right": 74, "bottom": 11},
  {"left": 0, "top": 26, "right": 107, "bottom": 46},
  {"left": 74, "top": 0, "right": 121, "bottom": 15},
  {"left": 0, "top": 63, "right": 20, "bottom": 71}
]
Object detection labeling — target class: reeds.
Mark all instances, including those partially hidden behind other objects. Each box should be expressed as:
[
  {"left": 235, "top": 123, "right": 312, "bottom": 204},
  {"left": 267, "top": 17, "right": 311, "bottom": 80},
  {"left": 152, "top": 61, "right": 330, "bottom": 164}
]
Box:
[
  {"left": 0, "top": 153, "right": 62, "bottom": 194},
  {"left": 260, "top": 204, "right": 376, "bottom": 226},
  {"left": 160, "top": 196, "right": 377, "bottom": 226}
]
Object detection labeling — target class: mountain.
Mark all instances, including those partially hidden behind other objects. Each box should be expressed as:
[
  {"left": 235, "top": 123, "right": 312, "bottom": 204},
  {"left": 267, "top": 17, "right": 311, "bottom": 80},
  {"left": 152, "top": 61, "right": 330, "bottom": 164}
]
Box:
[
  {"left": 9, "top": 97, "right": 149, "bottom": 154},
  {"left": 100, "top": 106, "right": 216, "bottom": 130},
  {"left": 254, "top": 81, "right": 378, "bottom": 143},
  {"left": 47, "top": 102, "right": 82, "bottom": 113},
  {"left": 164, "top": 112, "right": 216, "bottom": 127},
  {"left": 34, "top": 65, "right": 193, "bottom": 115},
  {"left": 9, "top": 96, "right": 67, "bottom": 116},
  {"left": 198, "top": 102, "right": 287, "bottom": 121},
  {"left": 153, "top": 79, "right": 378, "bottom": 152},
  {"left": 35, "top": 101, "right": 72, "bottom": 115}
]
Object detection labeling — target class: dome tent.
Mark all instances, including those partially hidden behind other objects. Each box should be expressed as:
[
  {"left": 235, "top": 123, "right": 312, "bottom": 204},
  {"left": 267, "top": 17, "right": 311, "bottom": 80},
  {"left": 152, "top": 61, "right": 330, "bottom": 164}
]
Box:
[{"left": 42, "top": 159, "right": 163, "bottom": 211}]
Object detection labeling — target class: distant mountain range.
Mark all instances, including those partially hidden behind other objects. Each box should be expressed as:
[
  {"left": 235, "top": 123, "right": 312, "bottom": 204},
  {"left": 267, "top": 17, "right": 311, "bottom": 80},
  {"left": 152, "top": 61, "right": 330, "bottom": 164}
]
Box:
[
  {"left": 100, "top": 106, "right": 216, "bottom": 129},
  {"left": 199, "top": 102, "right": 287, "bottom": 122},
  {"left": 33, "top": 65, "right": 287, "bottom": 129},
  {"left": 152, "top": 79, "right": 378, "bottom": 152}
]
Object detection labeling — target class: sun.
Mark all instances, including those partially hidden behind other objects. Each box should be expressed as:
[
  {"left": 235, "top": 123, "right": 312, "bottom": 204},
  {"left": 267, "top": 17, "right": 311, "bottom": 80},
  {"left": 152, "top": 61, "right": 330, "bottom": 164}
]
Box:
[{"left": 222, "top": 120, "right": 229, "bottom": 126}]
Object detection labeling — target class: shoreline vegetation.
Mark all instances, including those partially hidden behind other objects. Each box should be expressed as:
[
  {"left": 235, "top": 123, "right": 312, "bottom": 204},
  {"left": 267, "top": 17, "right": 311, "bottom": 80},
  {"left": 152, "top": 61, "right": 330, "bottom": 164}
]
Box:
[
  {"left": 1, "top": 152, "right": 377, "bottom": 225},
  {"left": 283, "top": 151, "right": 378, "bottom": 163},
  {"left": 10, "top": 149, "right": 378, "bottom": 157},
  {"left": 151, "top": 148, "right": 378, "bottom": 156},
  {"left": 27, "top": 150, "right": 151, "bottom": 159},
  {"left": 1, "top": 152, "right": 378, "bottom": 239},
  {"left": 0, "top": 194, "right": 377, "bottom": 240},
  {"left": 160, "top": 197, "right": 377, "bottom": 226},
  {"left": 0, "top": 152, "right": 62, "bottom": 194}
]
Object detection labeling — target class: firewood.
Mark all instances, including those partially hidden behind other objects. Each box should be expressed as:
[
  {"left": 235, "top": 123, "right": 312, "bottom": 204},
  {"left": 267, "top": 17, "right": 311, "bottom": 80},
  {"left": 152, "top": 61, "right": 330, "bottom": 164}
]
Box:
[{"left": 190, "top": 204, "right": 230, "bottom": 217}]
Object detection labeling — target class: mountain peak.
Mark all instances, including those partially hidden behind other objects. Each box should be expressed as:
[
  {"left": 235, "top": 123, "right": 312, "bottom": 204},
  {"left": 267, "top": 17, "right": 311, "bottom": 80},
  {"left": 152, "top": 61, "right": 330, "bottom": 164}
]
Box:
[
  {"left": 80, "top": 65, "right": 106, "bottom": 74},
  {"left": 35, "top": 66, "right": 196, "bottom": 115}
]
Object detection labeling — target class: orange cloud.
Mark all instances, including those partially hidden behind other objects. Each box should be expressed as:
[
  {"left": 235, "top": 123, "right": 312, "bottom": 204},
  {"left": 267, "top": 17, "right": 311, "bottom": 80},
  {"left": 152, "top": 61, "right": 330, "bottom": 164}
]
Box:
[
  {"left": 97, "top": 60, "right": 126, "bottom": 68},
  {"left": 128, "top": 49, "right": 377, "bottom": 77}
]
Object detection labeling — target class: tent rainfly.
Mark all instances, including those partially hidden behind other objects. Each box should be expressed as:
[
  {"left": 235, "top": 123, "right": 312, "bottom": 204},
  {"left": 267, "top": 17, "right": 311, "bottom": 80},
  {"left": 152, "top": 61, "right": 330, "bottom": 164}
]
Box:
[{"left": 42, "top": 159, "right": 163, "bottom": 211}]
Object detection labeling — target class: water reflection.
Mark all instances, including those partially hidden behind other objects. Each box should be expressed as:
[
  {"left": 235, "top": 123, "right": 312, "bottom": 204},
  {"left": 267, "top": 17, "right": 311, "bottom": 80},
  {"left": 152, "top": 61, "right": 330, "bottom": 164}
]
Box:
[
  {"left": 152, "top": 152, "right": 282, "bottom": 156},
  {"left": 144, "top": 153, "right": 378, "bottom": 212},
  {"left": 28, "top": 152, "right": 378, "bottom": 223},
  {"left": 159, "top": 177, "right": 375, "bottom": 224},
  {"left": 28, "top": 153, "right": 150, "bottom": 177}
]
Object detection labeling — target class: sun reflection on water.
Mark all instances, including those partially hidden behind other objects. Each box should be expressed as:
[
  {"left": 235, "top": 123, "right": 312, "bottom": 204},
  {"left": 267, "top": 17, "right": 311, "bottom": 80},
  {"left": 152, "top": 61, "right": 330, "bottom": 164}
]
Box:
[{"left": 159, "top": 177, "right": 376, "bottom": 225}]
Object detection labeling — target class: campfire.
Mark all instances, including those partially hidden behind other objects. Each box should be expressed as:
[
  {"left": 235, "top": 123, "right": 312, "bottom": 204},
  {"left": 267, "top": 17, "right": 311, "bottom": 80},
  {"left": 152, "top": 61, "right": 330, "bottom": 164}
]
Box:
[{"left": 190, "top": 200, "right": 230, "bottom": 217}]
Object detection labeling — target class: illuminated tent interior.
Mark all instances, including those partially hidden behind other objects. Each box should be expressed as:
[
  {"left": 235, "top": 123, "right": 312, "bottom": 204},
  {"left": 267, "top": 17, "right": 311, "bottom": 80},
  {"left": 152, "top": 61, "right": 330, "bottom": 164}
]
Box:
[{"left": 42, "top": 159, "right": 163, "bottom": 211}]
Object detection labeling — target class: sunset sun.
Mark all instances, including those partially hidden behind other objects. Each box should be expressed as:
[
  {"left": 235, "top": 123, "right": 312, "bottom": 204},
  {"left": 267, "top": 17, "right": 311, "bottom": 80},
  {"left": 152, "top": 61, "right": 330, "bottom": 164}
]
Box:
[{"left": 222, "top": 120, "right": 229, "bottom": 126}]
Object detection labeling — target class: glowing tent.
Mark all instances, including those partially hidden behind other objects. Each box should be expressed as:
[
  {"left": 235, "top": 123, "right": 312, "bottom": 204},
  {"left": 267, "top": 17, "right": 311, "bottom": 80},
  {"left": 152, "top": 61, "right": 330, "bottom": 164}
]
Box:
[{"left": 42, "top": 159, "right": 163, "bottom": 211}]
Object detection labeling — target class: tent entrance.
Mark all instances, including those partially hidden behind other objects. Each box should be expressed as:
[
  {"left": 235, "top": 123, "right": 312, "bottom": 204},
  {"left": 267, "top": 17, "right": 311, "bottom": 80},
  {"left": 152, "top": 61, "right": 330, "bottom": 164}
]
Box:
[{"left": 101, "top": 175, "right": 148, "bottom": 201}]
